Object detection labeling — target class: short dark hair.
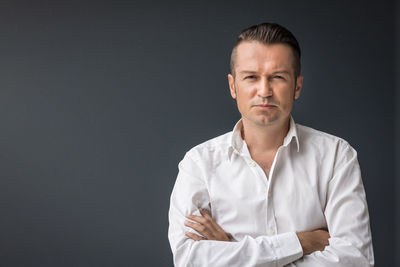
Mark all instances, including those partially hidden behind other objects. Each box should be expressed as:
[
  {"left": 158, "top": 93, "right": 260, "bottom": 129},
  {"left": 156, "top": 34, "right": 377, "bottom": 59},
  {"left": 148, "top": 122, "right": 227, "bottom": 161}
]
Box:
[{"left": 230, "top": 22, "right": 301, "bottom": 77}]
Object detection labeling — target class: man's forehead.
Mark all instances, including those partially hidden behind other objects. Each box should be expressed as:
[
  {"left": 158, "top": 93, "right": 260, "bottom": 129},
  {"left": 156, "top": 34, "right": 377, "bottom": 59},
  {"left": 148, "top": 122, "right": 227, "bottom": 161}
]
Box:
[
  {"left": 236, "top": 41, "right": 293, "bottom": 60},
  {"left": 234, "top": 41, "right": 295, "bottom": 73}
]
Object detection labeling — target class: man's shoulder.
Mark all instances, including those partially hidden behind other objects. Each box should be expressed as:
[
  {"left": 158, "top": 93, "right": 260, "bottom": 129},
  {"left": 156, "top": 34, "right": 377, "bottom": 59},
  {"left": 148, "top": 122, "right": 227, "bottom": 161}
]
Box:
[
  {"left": 184, "top": 131, "right": 233, "bottom": 162},
  {"left": 296, "top": 122, "right": 353, "bottom": 152}
]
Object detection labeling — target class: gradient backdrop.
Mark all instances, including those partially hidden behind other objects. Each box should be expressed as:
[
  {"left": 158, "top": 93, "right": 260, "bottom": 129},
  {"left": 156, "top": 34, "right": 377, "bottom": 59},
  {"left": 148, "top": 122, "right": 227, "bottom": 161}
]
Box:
[{"left": 0, "top": 1, "right": 398, "bottom": 266}]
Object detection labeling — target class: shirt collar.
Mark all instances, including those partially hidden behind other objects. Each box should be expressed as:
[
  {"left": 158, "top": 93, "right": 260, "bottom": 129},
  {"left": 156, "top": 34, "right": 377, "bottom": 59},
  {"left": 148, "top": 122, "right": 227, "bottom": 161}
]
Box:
[
  {"left": 229, "top": 115, "right": 300, "bottom": 160},
  {"left": 283, "top": 115, "right": 300, "bottom": 152}
]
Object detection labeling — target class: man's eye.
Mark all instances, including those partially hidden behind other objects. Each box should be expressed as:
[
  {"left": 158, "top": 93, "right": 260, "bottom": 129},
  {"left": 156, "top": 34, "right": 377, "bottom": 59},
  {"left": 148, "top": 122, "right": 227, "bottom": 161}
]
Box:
[
  {"left": 274, "top": 75, "right": 284, "bottom": 79},
  {"left": 245, "top": 76, "right": 256, "bottom": 79}
]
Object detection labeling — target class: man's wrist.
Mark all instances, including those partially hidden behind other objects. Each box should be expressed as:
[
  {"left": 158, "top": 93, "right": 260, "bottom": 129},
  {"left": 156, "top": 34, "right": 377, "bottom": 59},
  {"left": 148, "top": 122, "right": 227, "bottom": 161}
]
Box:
[
  {"left": 295, "top": 232, "right": 305, "bottom": 255},
  {"left": 272, "top": 232, "right": 303, "bottom": 265}
]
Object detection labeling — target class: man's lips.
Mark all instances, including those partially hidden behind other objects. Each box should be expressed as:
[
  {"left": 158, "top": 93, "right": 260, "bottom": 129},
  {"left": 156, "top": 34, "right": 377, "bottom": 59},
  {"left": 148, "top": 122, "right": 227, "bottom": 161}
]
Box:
[{"left": 254, "top": 104, "right": 277, "bottom": 108}]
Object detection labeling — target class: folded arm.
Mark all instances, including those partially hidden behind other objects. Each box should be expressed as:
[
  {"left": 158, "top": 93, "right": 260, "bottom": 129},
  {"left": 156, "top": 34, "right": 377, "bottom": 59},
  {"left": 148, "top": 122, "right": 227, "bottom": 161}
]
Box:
[
  {"left": 286, "top": 142, "right": 374, "bottom": 266},
  {"left": 168, "top": 154, "right": 304, "bottom": 267}
]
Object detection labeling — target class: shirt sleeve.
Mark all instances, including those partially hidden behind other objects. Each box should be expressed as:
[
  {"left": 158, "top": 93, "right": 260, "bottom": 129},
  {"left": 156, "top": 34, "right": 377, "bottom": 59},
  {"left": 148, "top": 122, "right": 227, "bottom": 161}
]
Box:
[
  {"left": 168, "top": 153, "right": 303, "bottom": 267},
  {"left": 286, "top": 141, "right": 375, "bottom": 266}
]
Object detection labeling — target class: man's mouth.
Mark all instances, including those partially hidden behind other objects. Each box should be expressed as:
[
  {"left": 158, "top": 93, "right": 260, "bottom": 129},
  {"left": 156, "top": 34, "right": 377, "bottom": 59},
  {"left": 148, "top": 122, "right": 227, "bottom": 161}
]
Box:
[{"left": 255, "top": 104, "right": 276, "bottom": 108}]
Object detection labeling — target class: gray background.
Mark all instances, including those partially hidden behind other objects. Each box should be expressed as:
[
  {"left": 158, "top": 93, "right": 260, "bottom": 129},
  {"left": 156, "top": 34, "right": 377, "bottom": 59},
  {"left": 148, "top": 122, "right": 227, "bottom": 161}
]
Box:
[{"left": 0, "top": 0, "right": 397, "bottom": 266}]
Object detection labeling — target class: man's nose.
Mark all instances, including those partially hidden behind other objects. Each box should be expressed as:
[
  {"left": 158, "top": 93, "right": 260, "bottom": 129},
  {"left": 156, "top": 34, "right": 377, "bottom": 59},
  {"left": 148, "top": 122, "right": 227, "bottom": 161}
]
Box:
[{"left": 257, "top": 79, "right": 273, "bottom": 98}]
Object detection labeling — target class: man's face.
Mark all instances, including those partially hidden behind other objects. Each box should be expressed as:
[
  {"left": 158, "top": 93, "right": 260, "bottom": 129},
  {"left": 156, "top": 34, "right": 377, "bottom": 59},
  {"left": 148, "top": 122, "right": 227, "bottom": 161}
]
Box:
[{"left": 228, "top": 41, "right": 303, "bottom": 127}]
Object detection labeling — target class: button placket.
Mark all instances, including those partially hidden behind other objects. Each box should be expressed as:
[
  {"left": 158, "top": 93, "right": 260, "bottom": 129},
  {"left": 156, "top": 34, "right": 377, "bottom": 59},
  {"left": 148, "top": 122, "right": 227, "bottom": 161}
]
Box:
[{"left": 265, "top": 147, "right": 284, "bottom": 236}]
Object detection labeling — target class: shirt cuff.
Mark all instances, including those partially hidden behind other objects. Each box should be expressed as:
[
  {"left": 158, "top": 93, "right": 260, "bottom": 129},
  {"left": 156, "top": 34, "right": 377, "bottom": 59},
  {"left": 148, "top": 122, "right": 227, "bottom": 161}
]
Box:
[{"left": 272, "top": 232, "right": 303, "bottom": 266}]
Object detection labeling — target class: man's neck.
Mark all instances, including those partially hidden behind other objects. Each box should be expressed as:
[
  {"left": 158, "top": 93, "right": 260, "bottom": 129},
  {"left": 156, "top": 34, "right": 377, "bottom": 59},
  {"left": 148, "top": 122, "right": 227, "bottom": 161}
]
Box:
[{"left": 241, "top": 116, "right": 290, "bottom": 156}]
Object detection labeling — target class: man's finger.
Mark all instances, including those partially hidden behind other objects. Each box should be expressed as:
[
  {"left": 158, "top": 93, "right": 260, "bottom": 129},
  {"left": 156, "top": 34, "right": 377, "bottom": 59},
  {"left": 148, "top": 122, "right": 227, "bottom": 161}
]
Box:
[
  {"left": 199, "top": 209, "right": 220, "bottom": 226},
  {"left": 186, "top": 214, "right": 207, "bottom": 225},
  {"left": 184, "top": 220, "right": 210, "bottom": 236},
  {"left": 186, "top": 213, "right": 218, "bottom": 234},
  {"left": 185, "top": 232, "right": 206, "bottom": 241},
  {"left": 185, "top": 211, "right": 231, "bottom": 242},
  {"left": 199, "top": 209, "right": 212, "bottom": 220},
  {"left": 199, "top": 209, "right": 224, "bottom": 232}
]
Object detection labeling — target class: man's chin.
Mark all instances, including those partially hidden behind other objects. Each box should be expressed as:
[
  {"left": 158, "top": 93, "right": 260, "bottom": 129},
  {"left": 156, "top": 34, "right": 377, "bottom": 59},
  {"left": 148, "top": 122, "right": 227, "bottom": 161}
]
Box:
[{"left": 251, "top": 116, "right": 280, "bottom": 127}]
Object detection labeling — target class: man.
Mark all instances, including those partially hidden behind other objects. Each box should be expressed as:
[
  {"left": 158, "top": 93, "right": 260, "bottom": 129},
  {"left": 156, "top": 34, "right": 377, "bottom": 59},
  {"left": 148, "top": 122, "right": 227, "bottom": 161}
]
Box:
[{"left": 168, "top": 23, "right": 374, "bottom": 266}]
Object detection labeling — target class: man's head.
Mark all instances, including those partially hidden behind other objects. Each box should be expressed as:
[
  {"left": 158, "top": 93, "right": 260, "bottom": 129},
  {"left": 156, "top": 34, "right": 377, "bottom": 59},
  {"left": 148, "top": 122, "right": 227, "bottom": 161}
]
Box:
[
  {"left": 230, "top": 23, "right": 301, "bottom": 78},
  {"left": 227, "top": 23, "right": 303, "bottom": 127}
]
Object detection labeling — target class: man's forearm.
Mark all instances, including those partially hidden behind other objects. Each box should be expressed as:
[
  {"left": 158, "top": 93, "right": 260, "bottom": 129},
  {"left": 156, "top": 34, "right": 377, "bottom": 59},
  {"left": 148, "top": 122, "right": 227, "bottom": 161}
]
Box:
[
  {"left": 184, "top": 209, "right": 330, "bottom": 258},
  {"left": 296, "top": 230, "right": 330, "bottom": 255},
  {"left": 169, "top": 207, "right": 304, "bottom": 267},
  {"left": 285, "top": 237, "right": 373, "bottom": 267},
  {"left": 171, "top": 232, "right": 303, "bottom": 267}
]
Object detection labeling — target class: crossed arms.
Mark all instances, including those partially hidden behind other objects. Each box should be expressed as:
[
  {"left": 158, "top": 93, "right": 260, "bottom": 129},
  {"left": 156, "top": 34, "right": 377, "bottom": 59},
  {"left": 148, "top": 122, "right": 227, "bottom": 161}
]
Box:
[
  {"left": 185, "top": 209, "right": 330, "bottom": 256},
  {"left": 168, "top": 144, "right": 374, "bottom": 266}
]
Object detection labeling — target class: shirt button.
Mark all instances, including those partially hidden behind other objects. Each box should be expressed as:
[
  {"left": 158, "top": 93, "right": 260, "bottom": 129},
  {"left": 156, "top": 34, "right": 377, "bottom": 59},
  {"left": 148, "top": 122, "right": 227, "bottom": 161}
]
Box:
[
  {"left": 270, "top": 229, "right": 276, "bottom": 235},
  {"left": 268, "top": 192, "right": 271, "bottom": 198},
  {"left": 249, "top": 161, "right": 257, "bottom": 167}
]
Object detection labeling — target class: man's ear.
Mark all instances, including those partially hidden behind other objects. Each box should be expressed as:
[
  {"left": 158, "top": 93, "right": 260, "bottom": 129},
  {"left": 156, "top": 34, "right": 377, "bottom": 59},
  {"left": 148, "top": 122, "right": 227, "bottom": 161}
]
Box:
[
  {"left": 228, "top": 74, "right": 237, "bottom": 99},
  {"left": 294, "top": 75, "right": 304, "bottom": 100}
]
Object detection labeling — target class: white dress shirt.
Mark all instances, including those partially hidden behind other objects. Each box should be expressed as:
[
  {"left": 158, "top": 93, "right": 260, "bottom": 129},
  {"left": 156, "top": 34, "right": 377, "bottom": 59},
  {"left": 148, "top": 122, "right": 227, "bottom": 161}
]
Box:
[{"left": 168, "top": 116, "right": 374, "bottom": 267}]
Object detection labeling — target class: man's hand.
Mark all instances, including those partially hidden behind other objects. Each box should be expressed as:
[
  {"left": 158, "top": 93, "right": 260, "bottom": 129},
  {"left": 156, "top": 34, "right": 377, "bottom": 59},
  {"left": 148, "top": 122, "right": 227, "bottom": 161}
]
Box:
[
  {"left": 184, "top": 209, "right": 231, "bottom": 242},
  {"left": 296, "top": 229, "right": 330, "bottom": 255}
]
